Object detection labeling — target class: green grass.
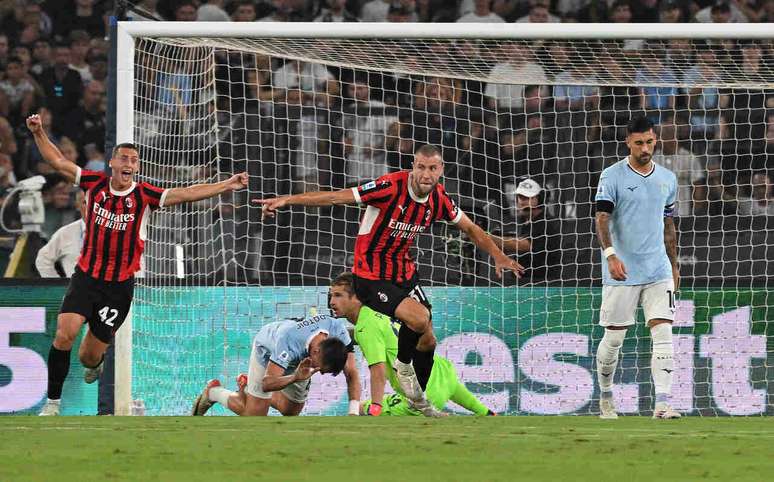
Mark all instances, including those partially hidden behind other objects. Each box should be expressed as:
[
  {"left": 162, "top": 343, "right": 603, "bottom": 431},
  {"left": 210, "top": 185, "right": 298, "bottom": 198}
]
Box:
[{"left": 1, "top": 417, "right": 772, "bottom": 481}]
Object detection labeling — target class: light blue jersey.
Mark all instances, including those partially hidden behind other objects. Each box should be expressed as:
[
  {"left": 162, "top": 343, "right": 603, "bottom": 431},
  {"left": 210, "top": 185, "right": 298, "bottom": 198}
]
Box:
[
  {"left": 595, "top": 158, "right": 677, "bottom": 286},
  {"left": 252, "top": 315, "right": 352, "bottom": 374}
]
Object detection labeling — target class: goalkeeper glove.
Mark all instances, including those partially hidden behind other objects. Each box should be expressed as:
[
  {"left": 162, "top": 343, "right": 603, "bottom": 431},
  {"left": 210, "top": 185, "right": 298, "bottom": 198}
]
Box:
[{"left": 367, "top": 403, "right": 382, "bottom": 416}]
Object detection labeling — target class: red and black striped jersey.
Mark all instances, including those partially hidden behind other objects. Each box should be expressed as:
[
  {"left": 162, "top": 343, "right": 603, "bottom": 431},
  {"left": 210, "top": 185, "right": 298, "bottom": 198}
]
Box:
[
  {"left": 75, "top": 168, "right": 168, "bottom": 282},
  {"left": 351, "top": 170, "right": 463, "bottom": 283}
]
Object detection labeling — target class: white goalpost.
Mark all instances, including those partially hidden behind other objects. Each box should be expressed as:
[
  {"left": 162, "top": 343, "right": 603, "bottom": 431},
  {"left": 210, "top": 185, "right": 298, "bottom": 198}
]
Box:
[{"left": 114, "top": 22, "right": 774, "bottom": 416}]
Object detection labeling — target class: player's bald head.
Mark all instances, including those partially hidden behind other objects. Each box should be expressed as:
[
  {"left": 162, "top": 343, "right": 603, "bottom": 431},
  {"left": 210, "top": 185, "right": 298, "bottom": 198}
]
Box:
[{"left": 414, "top": 144, "right": 442, "bottom": 162}]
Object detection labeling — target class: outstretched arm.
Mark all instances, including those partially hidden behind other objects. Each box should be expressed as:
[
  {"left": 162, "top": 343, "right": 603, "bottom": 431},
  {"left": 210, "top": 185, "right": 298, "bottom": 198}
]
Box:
[
  {"left": 163, "top": 173, "right": 248, "bottom": 207},
  {"left": 253, "top": 188, "right": 356, "bottom": 220},
  {"left": 456, "top": 213, "right": 524, "bottom": 279},
  {"left": 489, "top": 234, "right": 531, "bottom": 254},
  {"left": 26, "top": 114, "right": 78, "bottom": 183},
  {"left": 367, "top": 362, "right": 387, "bottom": 414}
]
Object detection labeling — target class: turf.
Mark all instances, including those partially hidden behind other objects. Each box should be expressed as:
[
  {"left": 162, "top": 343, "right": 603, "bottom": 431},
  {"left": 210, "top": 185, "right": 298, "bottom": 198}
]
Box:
[{"left": 1, "top": 416, "right": 772, "bottom": 481}]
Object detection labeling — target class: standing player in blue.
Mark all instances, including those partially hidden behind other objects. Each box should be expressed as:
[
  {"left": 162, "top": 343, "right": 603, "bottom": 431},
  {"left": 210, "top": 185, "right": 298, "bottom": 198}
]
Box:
[
  {"left": 594, "top": 115, "right": 681, "bottom": 420},
  {"left": 191, "top": 314, "right": 361, "bottom": 416}
]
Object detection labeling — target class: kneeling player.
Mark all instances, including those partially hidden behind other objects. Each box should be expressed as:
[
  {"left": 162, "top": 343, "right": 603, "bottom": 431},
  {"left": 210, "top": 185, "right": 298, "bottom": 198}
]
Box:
[
  {"left": 192, "top": 313, "right": 361, "bottom": 416},
  {"left": 329, "top": 272, "right": 495, "bottom": 417}
]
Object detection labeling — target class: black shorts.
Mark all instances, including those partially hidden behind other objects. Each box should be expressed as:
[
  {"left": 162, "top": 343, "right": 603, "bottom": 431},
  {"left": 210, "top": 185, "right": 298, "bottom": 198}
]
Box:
[
  {"left": 60, "top": 267, "right": 135, "bottom": 344},
  {"left": 352, "top": 274, "right": 431, "bottom": 318}
]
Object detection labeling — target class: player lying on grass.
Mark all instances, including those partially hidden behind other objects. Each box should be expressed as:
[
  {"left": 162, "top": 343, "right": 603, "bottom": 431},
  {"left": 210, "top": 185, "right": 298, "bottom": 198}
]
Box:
[
  {"left": 192, "top": 313, "right": 361, "bottom": 416},
  {"left": 329, "top": 272, "right": 495, "bottom": 417}
]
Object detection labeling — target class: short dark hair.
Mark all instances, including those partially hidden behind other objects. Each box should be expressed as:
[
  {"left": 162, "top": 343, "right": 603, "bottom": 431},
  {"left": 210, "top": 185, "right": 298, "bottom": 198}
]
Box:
[
  {"left": 320, "top": 338, "right": 348, "bottom": 376},
  {"left": 626, "top": 115, "right": 654, "bottom": 135},
  {"left": 331, "top": 272, "right": 356, "bottom": 296},
  {"left": 112, "top": 142, "right": 139, "bottom": 158},
  {"left": 415, "top": 144, "right": 442, "bottom": 159}
]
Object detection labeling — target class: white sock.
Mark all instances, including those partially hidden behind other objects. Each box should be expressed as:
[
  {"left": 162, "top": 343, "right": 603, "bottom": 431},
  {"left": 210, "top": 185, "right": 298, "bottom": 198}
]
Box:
[
  {"left": 47, "top": 398, "right": 61, "bottom": 404},
  {"left": 650, "top": 323, "right": 673, "bottom": 404},
  {"left": 596, "top": 328, "right": 626, "bottom": 395},
  {"left": 208, "top": 387, "right": 234, "bottom": 406}
]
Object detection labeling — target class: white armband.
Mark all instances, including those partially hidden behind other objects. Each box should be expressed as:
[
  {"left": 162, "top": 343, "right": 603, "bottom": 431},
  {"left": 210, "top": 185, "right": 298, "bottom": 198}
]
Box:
[
  {"left": 603, "top": 247, "right": 616, "bottom": 259},
  {"left": 348, "top": 400, "right": 360, "bottom": 416}
]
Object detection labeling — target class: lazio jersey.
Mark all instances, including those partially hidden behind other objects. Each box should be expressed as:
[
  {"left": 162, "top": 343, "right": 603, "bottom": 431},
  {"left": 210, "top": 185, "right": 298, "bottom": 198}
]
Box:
[
  {"left": 252, "top": 314, "right": 352, "bottom": 374},
  {"left": 595, "top": 158, "right": 677, "bottom": 286}
]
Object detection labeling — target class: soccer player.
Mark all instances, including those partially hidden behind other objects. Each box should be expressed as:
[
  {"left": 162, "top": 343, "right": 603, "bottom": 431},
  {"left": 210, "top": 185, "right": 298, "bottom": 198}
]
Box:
[
  {"left": 256, "top": 144, "right": 523, "bottom": 416},
  {"left": 328, "top": 272, "right": 495, "bottom": 417},
  {"left": 191, "top": 313, "right": 361, "bottom": 416},
  {"left": 27, "top": 114, "right": 248, "bottom": 416},
  {"left": 594, "top": 115, "right": 681, "bottom": 420}
]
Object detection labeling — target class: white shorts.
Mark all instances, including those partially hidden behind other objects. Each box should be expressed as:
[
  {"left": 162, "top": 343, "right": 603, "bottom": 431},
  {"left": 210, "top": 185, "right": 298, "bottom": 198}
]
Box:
[
  {"left": 599, "top": 280, "right": 676, "bottom": 327},
  {"left": 245, "top": 343, "right": 311, "bottom": 404}
]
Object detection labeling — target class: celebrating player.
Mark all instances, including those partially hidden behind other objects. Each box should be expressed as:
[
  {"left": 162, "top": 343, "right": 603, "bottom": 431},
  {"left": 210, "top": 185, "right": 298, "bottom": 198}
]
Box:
[
  {"left": 256, "top": 144, "right": 523, "bottom": 416},
  {"left": 328, "top": 272, "right": 495, "bottom": 417},
  {"left": 27, "top": 114, "right": 249, "bottom": 416},
  {"left": 594, "top": 115, "right": 681, "bottom": 420},
  {"left": 191, "top": 313, "right": 361, "bottom": 416}
]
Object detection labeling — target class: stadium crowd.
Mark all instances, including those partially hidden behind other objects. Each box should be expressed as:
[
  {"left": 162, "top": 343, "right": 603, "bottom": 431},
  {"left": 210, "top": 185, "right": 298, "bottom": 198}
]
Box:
[{"left": 0, "top": 0, "right": 773, "bottom": 284}]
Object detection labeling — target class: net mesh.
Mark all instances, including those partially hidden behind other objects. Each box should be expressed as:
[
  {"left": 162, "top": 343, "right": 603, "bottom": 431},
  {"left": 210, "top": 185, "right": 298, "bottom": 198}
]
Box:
[{"left": 130, "top": 35, "right": 773, "bottom": 416}]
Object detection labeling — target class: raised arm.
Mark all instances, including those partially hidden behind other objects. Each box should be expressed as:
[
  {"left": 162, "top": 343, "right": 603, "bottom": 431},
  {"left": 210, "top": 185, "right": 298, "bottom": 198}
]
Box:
[
  {"left": 26, "top": 114, "right": 78, "bottom": 183},
  {"left": 163, "top": 172, "right": 248, "bottom": 207},
  {"left": 456, "top": 213, "right": 524, "bottom": 279},
  {"left": 489, "top": 233, "right": 531, "bottom": 254},
  {"left": 343, "top": 351, "right": 361, "bottom": 415},
  {"left": 253, "top": 188, "right": 356, "bottom": 220}
]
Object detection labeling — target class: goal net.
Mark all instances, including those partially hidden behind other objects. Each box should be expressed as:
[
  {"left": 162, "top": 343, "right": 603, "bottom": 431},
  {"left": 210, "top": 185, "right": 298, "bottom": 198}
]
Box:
[{"left": 119, "top": 23, "right": 773, "bottom": 416}]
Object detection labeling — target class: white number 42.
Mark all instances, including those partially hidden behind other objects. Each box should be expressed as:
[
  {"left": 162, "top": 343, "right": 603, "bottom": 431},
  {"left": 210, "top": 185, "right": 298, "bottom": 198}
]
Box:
[{"left": 98, "top": 306, "right": 119, "bottom": 326}]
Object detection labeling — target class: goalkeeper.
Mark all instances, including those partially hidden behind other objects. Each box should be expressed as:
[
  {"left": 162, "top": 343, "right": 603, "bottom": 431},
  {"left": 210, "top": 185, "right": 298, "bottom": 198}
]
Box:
[{"left": 329, "top": 272, "right": 495, "bottom": 416}]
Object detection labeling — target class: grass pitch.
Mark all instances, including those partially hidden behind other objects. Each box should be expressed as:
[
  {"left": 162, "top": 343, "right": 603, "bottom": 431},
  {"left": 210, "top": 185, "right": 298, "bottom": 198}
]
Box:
[{"left": 1, "top": 416, "right": 772, "bottom": 481}]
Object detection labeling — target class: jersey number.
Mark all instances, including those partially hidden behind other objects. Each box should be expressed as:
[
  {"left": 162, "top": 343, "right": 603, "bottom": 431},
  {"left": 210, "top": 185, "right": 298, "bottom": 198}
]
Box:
[
  {"left": 98, "top": 306, "right": 118, "bottom": 327},
  {"left": 666, "top": 290, "right": 675, "bottom": 309}
]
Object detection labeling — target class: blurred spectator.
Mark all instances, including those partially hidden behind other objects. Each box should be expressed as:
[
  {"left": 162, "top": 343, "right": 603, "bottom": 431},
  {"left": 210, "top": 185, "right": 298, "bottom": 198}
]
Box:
[
  {"left": 659, "top": 0, "right": 684, "bottom": 22},
  {"left": 692, "top": 158, "right": 736, "bottom": 217},
  {"left": 0, "top": 144, "right": 16, "bottom": 191},
  {"left": 762, "top": 0, "right": 774, "bottom": 21},
  {"left": 457, "top": 0, "right": 506, "bottom": 22},
  {"left": 41, "top": 175, "right": 78, "bottom": 240},
  {"left": 631, "top": 0, "right": 659, "bottom": 22},
  {"left": 516, "top": 1, "right": 560, "bottom": 22},
  {"left": 315, "top": 0, "right": 359, "bottom": 21},
  {"left": 0, "top": 115, "right": 17, "bottom": 158},
  {"left": 231, "top": 0, "right": 257, "bottom": 21},
  {"left": 694, "top": 0, "right": 743, "bottom": 23},
  {"left": 360, "top": 0, "right": 392, "bottom": 21},
  {"left": 86, "top": 51, "right": 107, "bottom": 83},
  {"left": 30, "top": 39, "right": 51, "bottom": 76},
  {"left": 259, "top": 0, "right": 307, "bottom": 21},
  {"left": 635, "top": 47, "right": 678, "bottom": 124},
  {"left": 496, "top": 178, "right": 562, "bottom": 283},
  {"left": 608, "top": 0, "right": 632, "bottom": 22},
  {"left": 653, "top": 121, "right": 703, "bottom": 217},
  {"left": 272, "top": 59, "right": 334, "bottom": 104},
  {"left": 0, "top": 34, "right": 9, "bottom": 72},
  {"left": 173, "top": 1, "right": 198, "bottom": 21},
  {"left": 197, "top": 0, "right": 231, "bottom": 21},
  {"left": 55, "top": 0, "right": 105, "bottom": 38},
  {"left": 1, "top": 1, "right": 53, "bottom": 45},
  {"left": 68, "top": 30, "right": 93, "bottom": 83},
  {"left": 340, "top": 76, "right": 393, "bottom": 184},
  {"left": 37, "top": 44, "right": 82, "bottom": 121},
  {"left": 0, "top": 56, "right": 36, "bottom": 122},
  {"left": 386, "top": 1, "right": 418, "bottom": 22},
  {"left": 62, "top": 80, "right": 105, "bottom": 160},
  {"left": 485, "top": 42, "right": 548, "bottom": 119},
  {"left": 738, "top": 171, "right": 774, "bottom": 216},
  {"left": 35, "top": 190, "right": 85, "bottom": 278},
  {"left": 683, "top": 42, "right": 726, "bottom": 141}
]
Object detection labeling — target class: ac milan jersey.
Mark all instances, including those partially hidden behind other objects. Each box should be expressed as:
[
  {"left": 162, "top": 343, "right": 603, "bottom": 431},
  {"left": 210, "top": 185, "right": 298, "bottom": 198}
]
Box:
[
  {"left": 351, "top": 170, "right": 463, "bottom": 282},
  {"left": 75, "top": 168, "right": 168, "bottom": 282}
]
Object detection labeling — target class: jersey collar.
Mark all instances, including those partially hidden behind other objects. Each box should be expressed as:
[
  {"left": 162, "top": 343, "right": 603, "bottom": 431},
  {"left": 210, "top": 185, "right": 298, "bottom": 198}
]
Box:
[
  {"left": 407, "top": 174, "right": 430, "bottom": 203},
  {"left": 109, "top": 181, "right": 137, "bottom": 196},
  {"left": 626, "top": 158, "right": 655, "bottom": 178}
]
